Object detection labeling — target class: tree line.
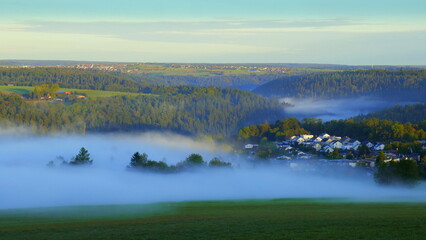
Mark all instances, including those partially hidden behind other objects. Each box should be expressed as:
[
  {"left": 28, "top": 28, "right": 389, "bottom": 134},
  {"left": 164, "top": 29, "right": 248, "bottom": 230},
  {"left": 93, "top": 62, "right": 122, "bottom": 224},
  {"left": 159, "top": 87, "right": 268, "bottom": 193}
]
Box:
[
  {"left": 374, "top": 151, "right": 423, "bottom": 187},
  {"left": 0, "top": 67, "right": 282, "bottom": 91},
  {"left": 48, "top": 147, "right": 232, "bottom": 173},
  {"left": 354, "top": 104, "right": 426, "bottom": 123},
  {"left": 253, "top": 69, "right": 426, "bottom": 102},
  {"left": 0, "top": 68, "right": 148, "bottom": 92},
  {"left": 238, "top": 117, "right": 426, "bottom": 142}
]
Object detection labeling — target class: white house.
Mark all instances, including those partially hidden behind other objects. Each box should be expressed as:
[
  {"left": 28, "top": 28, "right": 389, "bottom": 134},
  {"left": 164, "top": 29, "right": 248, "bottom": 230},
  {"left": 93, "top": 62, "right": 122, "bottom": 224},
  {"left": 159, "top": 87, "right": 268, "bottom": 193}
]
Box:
[
  {"left": 342, "top": 144, "right": 352, "bottom": 150},
  {"left": 373, "top": 143, "right": 385, "bottom": 151},
  {"left": 313, "top": 136, "right": 323, "bottom": 142},
  {"left": 323, "top": 146, "right": 334, "bottom": 153},
  {"left": 302, "top": 141, "right": 314, "bottom": 146},
  {"left": 297, "top": 151, "right": 307, "bottom": 156},
  {"left": 361, "top": 141, "right": 374, "bottom": 148},
  {"left": 285, "top": 146, "right": 294, "bottom": 151},
  {"left": 292, "top": 137, "right": 305, "bottom": 144},
  {"left": 245, "top": 144, "right": 253, "bottom": 149},
  {"left": 329, "top": 140, "right": 343, "bottom": 149},
  {"left": 244, "top": 144, "right": 259, "bottom": 149},
  {"left": 301, "top": 134, "right": 314, "bottom": 140},
  {"left": 348, "top": 139, "right": 361, "bottom": 149},
  {"left": 276, "top": 155, "right": 291, "bottom": 160},
  {"left": 320, "top": 138, "right": 333, "bottom": 145},
  {"left": 313, "top": 143, "right": 322, "bottom": 151},
  {"left": 343, "top": 143, "right": 360, "bottom": 151},
  {"left": 319, "top": 133, "right": 331, "bottom": 139}
]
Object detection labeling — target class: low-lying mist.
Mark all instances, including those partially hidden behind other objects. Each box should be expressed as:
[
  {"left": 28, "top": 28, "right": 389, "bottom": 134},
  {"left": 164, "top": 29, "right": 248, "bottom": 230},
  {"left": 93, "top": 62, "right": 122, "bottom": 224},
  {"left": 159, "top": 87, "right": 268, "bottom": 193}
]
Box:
[
  {"left": 1, "top": 130, "right": 425, "bottom": 209},
  {"left": 282, "top": 97, "right": 412, "bottom": 121}
]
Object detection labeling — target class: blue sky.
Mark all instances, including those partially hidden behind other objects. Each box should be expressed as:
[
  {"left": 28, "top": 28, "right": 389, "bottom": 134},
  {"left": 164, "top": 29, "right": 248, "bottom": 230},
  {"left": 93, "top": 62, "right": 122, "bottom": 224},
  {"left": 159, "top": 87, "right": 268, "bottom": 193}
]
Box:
[{"left": 1, "top": 0, "right": 425, "bottom": 64}]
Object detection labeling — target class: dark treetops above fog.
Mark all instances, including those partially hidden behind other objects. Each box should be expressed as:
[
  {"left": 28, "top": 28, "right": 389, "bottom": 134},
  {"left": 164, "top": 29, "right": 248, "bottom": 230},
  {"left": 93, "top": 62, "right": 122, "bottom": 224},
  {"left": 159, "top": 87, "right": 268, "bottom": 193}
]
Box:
[
  {"left": 50, "top": 149, "right": 232, "bottom": 173},
  {"left": 254, "top": 70, "right": 426, "bottom": 102}
]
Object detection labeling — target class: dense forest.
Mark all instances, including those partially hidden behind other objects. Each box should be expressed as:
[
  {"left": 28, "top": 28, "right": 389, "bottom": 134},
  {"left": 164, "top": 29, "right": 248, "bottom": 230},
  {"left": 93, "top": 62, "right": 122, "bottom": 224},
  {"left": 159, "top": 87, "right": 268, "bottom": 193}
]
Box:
[
  {"left": 0, "top": 68, "right": 148, "bottom": 92},
  {"left": 0, "top": 87, "right": 283, "bottom": 136},
  {"left": 253, "top": 70, "right": 426, "bottom": 102},
  {"left": 137, "top": 74, "right": 283, "bottom": 89},
  {"left": 0, "top": 68, "right": 283, "bottom": 91},
  {"left": 354, "top": 104, "right": 426, "bottom": 123},
  {"left": 238, "top": 118, "right": 426, "bottom": 143}
]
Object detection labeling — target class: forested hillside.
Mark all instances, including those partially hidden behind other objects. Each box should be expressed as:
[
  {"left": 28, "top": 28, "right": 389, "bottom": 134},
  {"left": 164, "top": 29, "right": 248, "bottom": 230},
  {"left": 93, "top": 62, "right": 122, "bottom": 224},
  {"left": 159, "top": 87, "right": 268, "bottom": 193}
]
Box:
[
  {"left": 253, "top": 70, "right": 426, "bottom": 102},
  {"left": 0, "top": 87, "right": 283, "bottom": 136},
  {"left": 0, "top": 68, "right": 281, "bottom": 90},
  {"left": 138, "top": 74, "right": 283, "bottom": 89},
  {"left": 354, "top": 104, "right": 426, "bottom": 123},
  {"left": 0, "top": 68, "right": 148, "bottom": 92}
]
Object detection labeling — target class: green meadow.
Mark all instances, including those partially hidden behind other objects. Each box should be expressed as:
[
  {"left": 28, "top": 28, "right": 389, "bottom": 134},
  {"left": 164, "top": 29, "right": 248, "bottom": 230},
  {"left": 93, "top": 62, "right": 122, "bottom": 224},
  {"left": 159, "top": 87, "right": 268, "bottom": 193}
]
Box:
[
  {"left": 1, "top": 199, "right": 425, "bottom": 240},
  {"left": 127, "top": 64, "right": 338, "bottom": 77},
  {"left": 127, "top": 64, "right": 273, "bottom": 76},
  {"left": 0, "top": 86, "right": 148, "bottom": 98}
]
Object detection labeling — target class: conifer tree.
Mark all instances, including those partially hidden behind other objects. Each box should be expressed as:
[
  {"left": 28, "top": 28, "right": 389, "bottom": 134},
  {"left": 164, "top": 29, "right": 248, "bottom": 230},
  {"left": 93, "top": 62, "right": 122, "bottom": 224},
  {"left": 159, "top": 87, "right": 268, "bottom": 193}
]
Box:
[{"left": 70, "top": 147, "right": 93, "bottom": 165}]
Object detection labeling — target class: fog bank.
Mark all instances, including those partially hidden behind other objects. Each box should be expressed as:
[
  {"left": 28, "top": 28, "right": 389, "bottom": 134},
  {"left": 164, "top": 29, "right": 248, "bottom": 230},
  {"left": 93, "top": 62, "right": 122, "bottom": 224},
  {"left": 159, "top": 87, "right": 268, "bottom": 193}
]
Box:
[
  {"left": 282, "top": 97, "right": 411, "bottom": 121},
  {"left": 1, "top": 132, "right": 425, "bottom": 209}
]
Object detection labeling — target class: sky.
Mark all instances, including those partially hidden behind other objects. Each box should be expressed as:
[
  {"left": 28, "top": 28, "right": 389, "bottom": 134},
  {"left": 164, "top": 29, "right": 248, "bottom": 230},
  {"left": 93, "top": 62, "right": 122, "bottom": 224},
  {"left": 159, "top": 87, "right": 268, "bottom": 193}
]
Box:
[{"left": 1, "top": 0, "right": 425, "bottom": 65}]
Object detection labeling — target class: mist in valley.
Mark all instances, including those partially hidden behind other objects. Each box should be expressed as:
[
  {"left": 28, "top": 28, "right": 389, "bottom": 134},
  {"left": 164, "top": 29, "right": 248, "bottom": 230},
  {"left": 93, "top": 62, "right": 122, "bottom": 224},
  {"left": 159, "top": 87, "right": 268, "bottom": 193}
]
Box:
[
  {"left": 1, "top": 130, "right": 426, "bottom": 210},
  {"left": 281, "top": 97, "right": 414, "bottom": 121}
]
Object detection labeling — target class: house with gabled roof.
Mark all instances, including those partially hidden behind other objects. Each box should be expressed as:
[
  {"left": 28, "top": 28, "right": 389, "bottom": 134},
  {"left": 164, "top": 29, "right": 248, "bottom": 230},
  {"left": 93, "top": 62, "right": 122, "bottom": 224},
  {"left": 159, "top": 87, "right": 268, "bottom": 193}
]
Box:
[
  {"left": 323, "top": 146, "right": 334, "bottom": 153},
  {"left": 319, "top": 133, "right": 330, "bottom": 139},
  {"left": 292, "top": 137, "right": 305, "bottom": 144},
  {"left": 329, "top": 140, "right": 343, "bottom": 149},
  {"left": 361, "top": 141, "right": 374, "bottom": 148},
  {"left": 373, "top": 143, "right": 385, "bottom": 151},
  {"left": 348, "top": 139, "right": 360, "bottom": 145},
  {"left": 313, "top": 143, "right": 322, "bottom": 151},
  {"left": 320, "top": 138, "right": 333, "bottom": 145},
  {"left": 301, "top": 134, "right": 314, "bottom": 140}
]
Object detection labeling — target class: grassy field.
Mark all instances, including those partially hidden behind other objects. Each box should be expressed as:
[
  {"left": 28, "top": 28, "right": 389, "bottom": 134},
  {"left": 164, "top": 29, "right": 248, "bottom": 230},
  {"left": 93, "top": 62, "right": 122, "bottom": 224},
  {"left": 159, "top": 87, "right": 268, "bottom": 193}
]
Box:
[
  {"left": 127, "top": 64, "right": 275, "bottom": 76},
  {"left": 0, "top": 86, "right": 148, "bottom": 98},
  {"left": 125, "top": 64, "right": 337, "bottom": 77},
  {"left": 1, "top": 199, "right": 425, "bottom": 240}
]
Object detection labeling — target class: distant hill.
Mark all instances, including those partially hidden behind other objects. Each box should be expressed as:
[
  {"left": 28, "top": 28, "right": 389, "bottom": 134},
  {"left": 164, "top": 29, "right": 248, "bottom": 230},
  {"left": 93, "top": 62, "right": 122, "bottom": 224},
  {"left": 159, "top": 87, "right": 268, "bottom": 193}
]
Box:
[
  {"left": 3, "top": 67, "right": 426, "bottom": 96},
  {"left": 354, "top": 104, "right": 426, "bottom": 123},
  {"left": 2, "top": 60, "right": 424, "bottom": 70},
  {"left": 0, "top": 67, "right": 284, "bottom": 91},
  {"left": 268, "top": 63, "right": 425, "bottom": 70},
  {"left": 0, "top": 60, "right": 133, "bottom": 66},
  {"left": 139, "top": 74, "right": 283, "bottom": 90},
  {"left": 253, "top": 70, "right": 426, "bottom": 102}
]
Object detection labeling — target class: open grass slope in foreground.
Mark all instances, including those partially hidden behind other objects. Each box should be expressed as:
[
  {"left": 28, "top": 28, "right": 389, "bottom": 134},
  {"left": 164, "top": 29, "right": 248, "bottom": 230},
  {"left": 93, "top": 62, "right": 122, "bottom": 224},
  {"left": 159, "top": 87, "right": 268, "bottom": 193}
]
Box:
[{"left": 1, "top": 199, "right": 426, "bottom": 240}]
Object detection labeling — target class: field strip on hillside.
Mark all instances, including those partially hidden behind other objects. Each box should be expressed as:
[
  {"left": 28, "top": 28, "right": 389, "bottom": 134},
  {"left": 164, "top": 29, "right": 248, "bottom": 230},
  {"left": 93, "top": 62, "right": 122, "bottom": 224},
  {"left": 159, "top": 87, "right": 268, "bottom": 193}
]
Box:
[{"left": 0, "top": 86, "right": 154, "bottom": 98}]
